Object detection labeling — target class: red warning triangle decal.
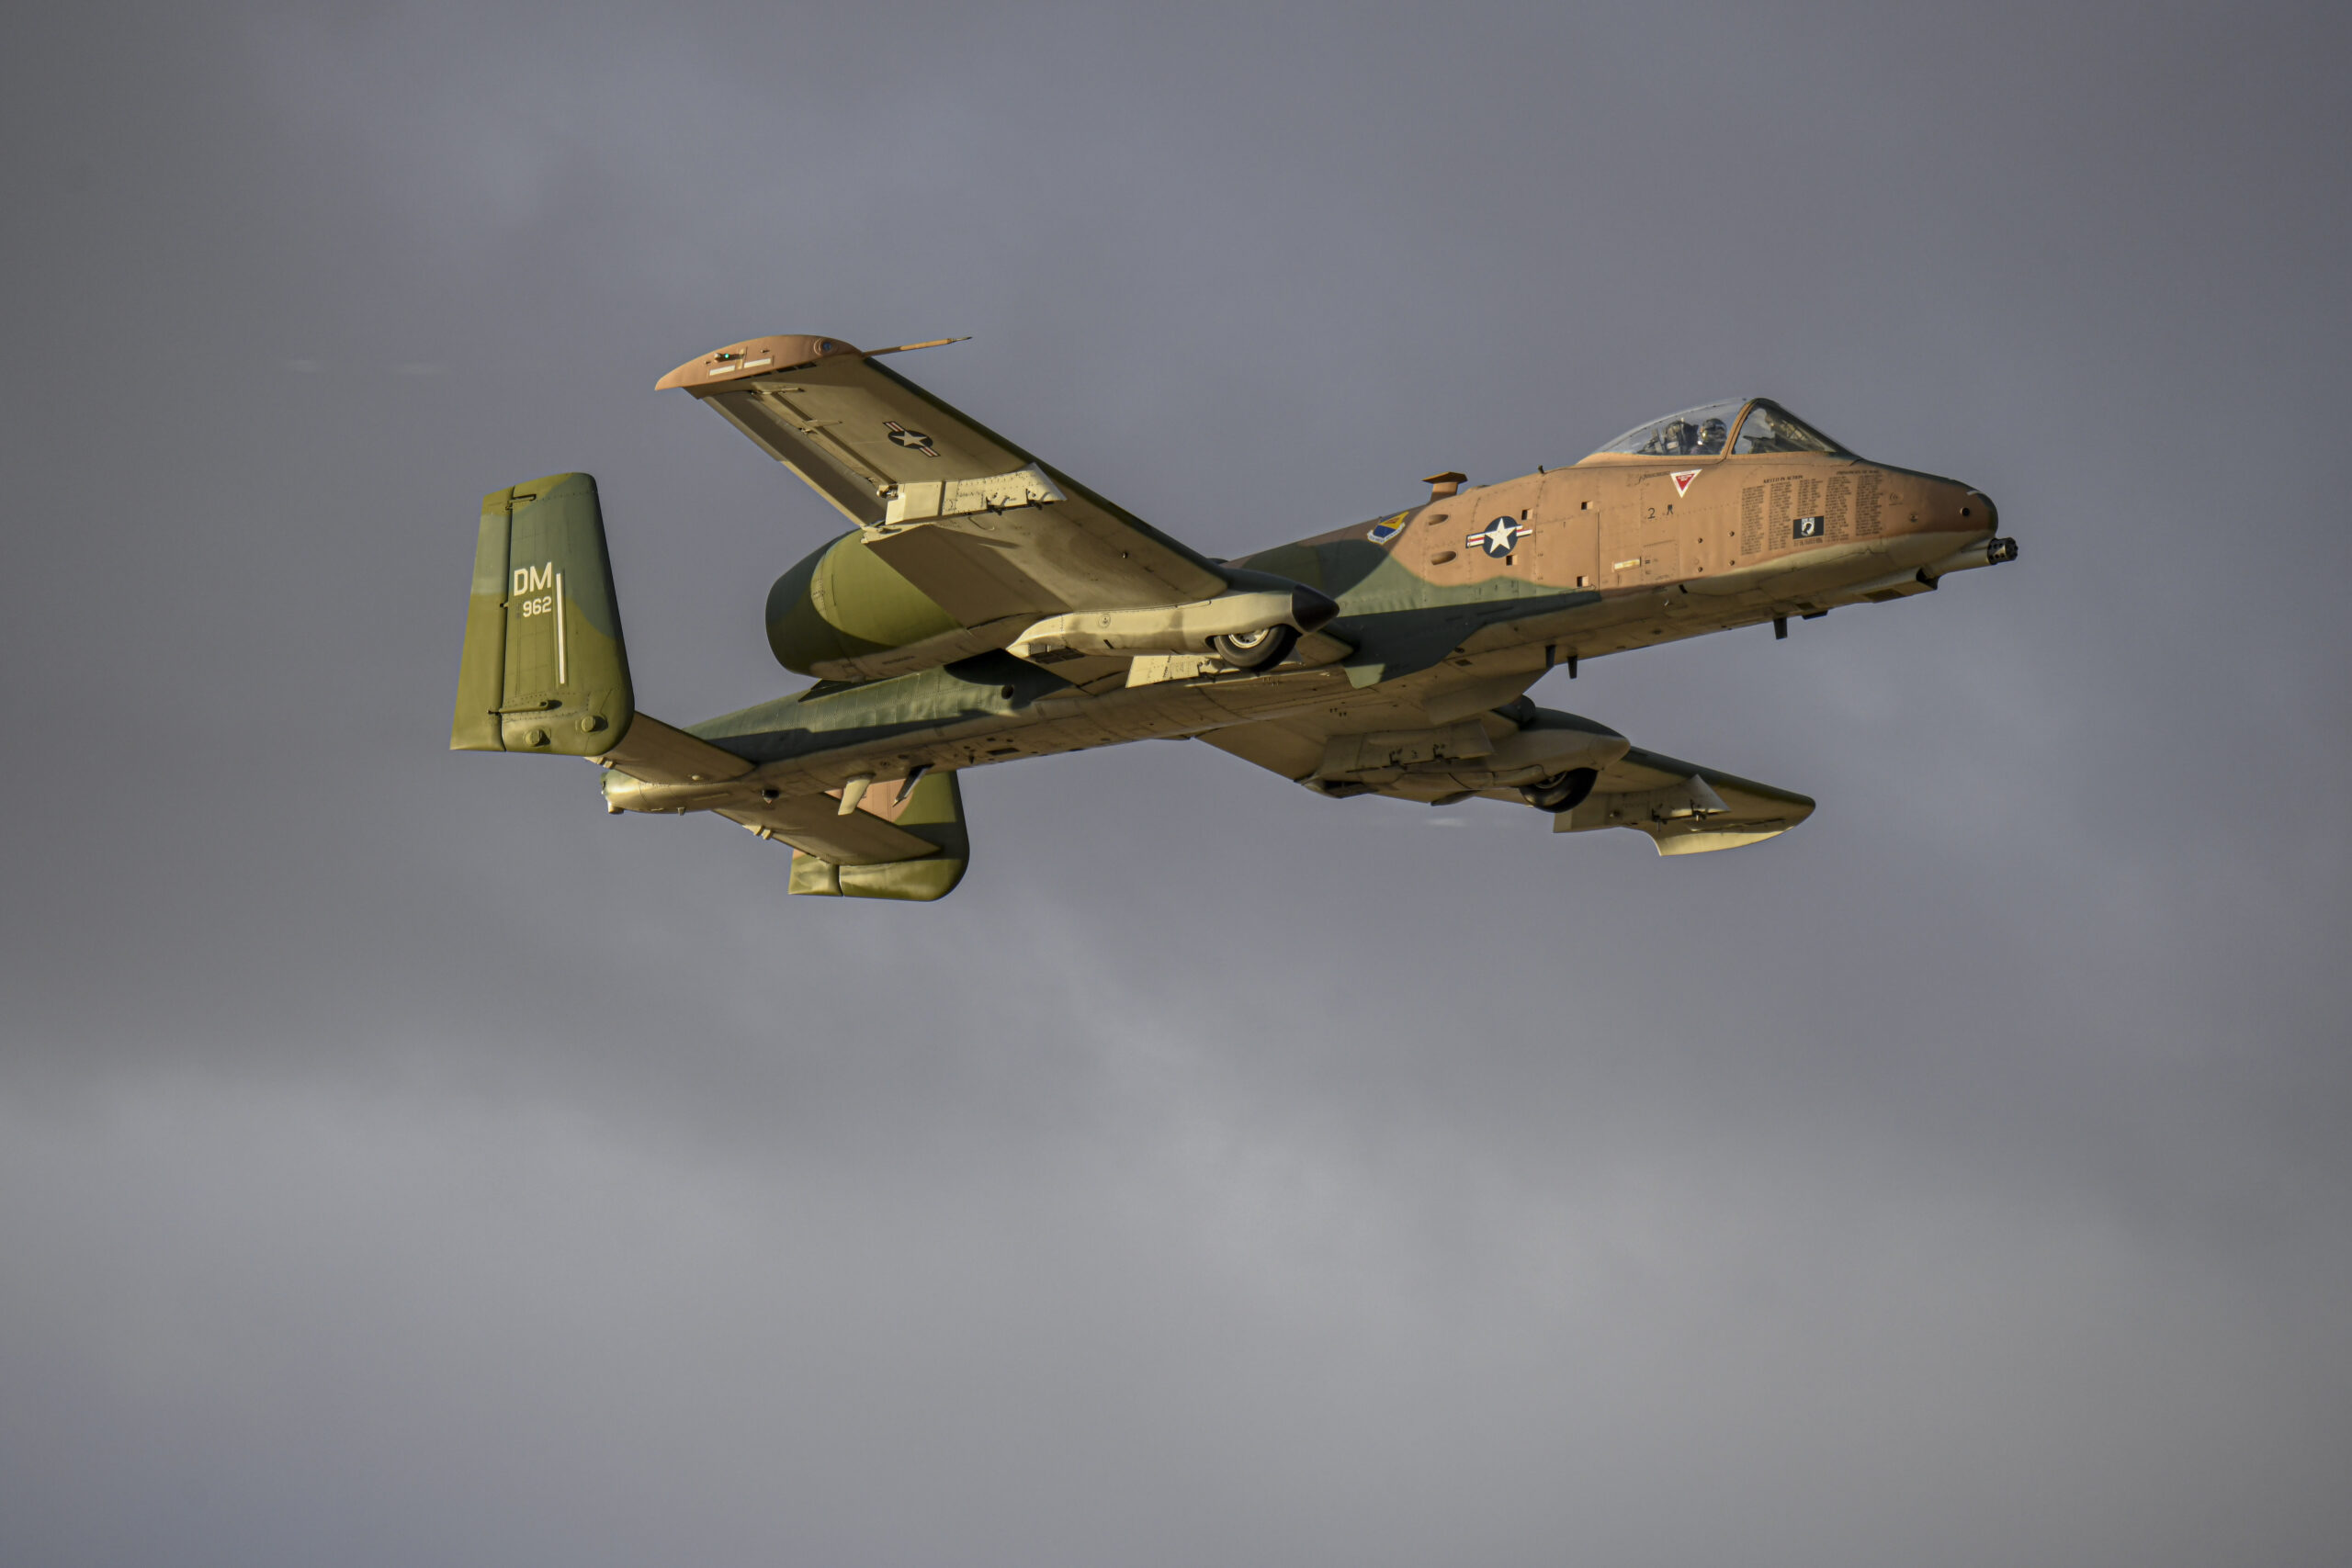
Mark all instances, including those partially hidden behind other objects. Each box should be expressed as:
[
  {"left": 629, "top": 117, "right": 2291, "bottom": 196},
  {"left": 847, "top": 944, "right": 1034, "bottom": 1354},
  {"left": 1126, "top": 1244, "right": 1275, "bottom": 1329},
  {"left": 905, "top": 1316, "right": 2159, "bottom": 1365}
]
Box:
[{"left": 1671, "top": 469, "right": 1700, "bottom": 496}]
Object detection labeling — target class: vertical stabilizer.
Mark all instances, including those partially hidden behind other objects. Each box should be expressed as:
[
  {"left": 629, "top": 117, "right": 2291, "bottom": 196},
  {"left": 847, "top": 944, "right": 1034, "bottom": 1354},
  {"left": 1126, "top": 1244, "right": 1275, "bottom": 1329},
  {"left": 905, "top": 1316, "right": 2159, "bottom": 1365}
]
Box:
[{"left": 451, "top": 473, "right": 634, "bottom": 755}]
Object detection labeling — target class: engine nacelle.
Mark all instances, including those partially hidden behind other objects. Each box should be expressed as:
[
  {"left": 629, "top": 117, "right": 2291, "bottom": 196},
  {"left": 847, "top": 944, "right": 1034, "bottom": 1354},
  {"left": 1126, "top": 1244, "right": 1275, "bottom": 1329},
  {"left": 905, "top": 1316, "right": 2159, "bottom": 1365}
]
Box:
[{"left": 765, "top": 531, "right": 962, "bottom": 677}]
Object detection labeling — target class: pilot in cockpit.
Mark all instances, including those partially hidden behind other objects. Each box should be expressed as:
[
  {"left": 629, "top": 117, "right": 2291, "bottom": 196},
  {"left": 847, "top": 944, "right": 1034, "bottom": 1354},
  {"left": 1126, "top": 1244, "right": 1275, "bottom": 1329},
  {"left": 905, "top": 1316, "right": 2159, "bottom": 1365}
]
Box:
[{"left": 1695, "top": 417, "right": 1728, "bottom": 455}]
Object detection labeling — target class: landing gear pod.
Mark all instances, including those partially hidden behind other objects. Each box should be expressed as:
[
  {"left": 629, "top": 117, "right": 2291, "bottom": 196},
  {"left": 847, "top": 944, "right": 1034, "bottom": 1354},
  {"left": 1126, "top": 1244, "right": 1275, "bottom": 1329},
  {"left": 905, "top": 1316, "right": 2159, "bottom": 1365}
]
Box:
[
  {"left": 1519, "top": 768, "right": 1600, "bottom": 814},
  {"left": 1006, "top": 583, "right": 1338, "bottom": 665},
  {"left": 1210, "top": 624, "right": 1299, "bottom": 670},
  {"left": 451, "top": 473, "right": 634, "bottom": 755}
]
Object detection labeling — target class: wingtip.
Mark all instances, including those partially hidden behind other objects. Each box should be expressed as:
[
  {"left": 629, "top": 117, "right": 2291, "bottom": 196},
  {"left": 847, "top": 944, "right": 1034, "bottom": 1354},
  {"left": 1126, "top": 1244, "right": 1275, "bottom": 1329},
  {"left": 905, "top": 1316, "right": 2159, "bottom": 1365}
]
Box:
[
  {"left": 655, "top": 334, "right": 862, "bottom": 391},
  {"left": 654, "top": 333, "right": 972, "bottom": 389}
]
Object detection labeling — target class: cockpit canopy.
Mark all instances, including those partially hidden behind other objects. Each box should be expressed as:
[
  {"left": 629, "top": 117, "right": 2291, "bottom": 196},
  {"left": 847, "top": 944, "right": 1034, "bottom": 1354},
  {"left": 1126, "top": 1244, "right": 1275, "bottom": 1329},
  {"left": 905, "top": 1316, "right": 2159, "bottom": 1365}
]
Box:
[{"left": 1585, "top": 399, "right": 1846, "bottom": 461}]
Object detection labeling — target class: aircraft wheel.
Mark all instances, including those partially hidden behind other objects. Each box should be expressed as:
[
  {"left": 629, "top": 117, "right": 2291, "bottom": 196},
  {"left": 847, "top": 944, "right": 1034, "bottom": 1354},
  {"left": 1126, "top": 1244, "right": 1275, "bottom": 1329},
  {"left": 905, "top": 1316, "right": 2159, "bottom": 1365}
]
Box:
[
  {"left": 1521, "top": 768, "right": 1599, "bottom": 814},
  {"left": 1212, "top": 625, "right": 1299, "bottom": 670}
]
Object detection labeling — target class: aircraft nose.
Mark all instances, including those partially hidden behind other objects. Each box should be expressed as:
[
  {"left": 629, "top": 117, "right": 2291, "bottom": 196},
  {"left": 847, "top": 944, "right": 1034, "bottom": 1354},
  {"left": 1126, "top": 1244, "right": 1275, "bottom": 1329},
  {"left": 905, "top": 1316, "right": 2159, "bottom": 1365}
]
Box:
[{"left": 1964, "top": 490, "right": 1998, "bottom": 532}]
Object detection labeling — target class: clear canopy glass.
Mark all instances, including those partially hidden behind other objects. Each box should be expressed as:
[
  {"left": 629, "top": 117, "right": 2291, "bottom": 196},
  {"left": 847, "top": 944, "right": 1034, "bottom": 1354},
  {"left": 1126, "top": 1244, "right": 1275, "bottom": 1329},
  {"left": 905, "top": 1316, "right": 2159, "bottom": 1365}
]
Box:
[
  {"left": 1732, "top": 400, "right": 1844, "bottom": 456},
  {"left": 1591, "top": 399, "right": 1745, "bottom": 458},
  {"left": 1587, "top": 398, "right": 1846, "bottom": 460}
]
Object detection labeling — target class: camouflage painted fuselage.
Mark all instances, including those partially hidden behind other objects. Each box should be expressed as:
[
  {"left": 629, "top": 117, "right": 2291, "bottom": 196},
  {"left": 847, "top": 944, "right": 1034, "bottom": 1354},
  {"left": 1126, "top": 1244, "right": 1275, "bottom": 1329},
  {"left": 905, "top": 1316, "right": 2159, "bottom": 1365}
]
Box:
[
  {"left": 453, "top": 335, "right": 2015, "bottom": 900},
  {"left": 676, "top": 446, "right": 1992, "bottom": 797}
]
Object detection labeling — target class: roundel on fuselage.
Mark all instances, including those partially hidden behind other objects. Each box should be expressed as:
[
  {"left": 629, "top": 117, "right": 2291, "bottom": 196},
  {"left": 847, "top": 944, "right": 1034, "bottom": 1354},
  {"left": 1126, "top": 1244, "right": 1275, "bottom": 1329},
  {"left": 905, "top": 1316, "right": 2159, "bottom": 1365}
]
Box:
[{"left": 765, "top": 531, "right": 960, "bottom": 675}]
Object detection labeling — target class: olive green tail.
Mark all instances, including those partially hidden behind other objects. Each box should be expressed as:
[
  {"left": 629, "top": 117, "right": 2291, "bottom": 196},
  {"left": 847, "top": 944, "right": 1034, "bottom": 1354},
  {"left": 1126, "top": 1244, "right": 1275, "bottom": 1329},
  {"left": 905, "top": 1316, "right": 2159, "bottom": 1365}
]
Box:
[
  {"left": 783, "top": 771, "right": 972, "bottom": 902},
  {"left": 451, "top": 473, "right": 635, "bottom": 755}
]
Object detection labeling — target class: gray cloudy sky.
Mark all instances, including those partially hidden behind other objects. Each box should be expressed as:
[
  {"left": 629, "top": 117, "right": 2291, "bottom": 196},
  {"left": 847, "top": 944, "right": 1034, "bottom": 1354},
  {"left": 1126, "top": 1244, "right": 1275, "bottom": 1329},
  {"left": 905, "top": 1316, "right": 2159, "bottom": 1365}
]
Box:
[{"left": 4, "top": 3, "right": 2349, "bottom": 1565}]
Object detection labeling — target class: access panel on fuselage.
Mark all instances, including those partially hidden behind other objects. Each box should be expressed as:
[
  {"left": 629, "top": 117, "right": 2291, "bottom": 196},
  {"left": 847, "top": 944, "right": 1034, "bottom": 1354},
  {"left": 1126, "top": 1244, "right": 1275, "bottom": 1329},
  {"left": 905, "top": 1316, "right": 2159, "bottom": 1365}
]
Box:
[
  {"left": 1634, "top": 464, "right": 1724, "bottom": 584},
  {"left": 1592, "top": 468, "right": 1653, "bottom": 588},
  {"left": 1667, "top": 463, "right": 1736, "bottom": 580},
  {"left": 1532, "top": 470, "right": 1599, "bottom": 588}
]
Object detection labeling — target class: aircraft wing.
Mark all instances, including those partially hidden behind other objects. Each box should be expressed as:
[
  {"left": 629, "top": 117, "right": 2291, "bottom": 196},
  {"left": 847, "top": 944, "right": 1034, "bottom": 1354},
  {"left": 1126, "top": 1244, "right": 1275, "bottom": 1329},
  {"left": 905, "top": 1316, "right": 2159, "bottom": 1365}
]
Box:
[
  {"left": 660, "top": 334, "right": 1230, "bottom": 626},
  {"left": 1552, "top": 745, "right": 1815, "bottom": 855},
  {"left": 1201, "top": 698, "right": 1815, "bottom": 855}
]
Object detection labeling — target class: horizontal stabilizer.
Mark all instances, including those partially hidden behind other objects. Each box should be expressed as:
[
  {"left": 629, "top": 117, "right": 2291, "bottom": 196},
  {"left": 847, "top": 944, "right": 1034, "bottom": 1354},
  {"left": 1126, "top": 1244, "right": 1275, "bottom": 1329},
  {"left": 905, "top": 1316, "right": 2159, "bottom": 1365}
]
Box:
[
  {"left": 594, "top": 714, "right": 752, "bottom": 786},
  {"left": 727, "top": 792, "right": 941, "bottom": 867},
  {"left": 593, "top": 713, "right": 970, "bottom": 899},
  {"left": 775, "top": 770, "right": 970, "bottom": 901}
]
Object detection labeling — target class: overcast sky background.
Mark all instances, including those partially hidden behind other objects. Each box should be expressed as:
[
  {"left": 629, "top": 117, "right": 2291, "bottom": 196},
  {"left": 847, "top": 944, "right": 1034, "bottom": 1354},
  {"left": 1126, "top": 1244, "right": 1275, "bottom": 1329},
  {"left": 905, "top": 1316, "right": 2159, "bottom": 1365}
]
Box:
[{"left": 4, "top": 4, "right": 2348, "bottom": 1565}]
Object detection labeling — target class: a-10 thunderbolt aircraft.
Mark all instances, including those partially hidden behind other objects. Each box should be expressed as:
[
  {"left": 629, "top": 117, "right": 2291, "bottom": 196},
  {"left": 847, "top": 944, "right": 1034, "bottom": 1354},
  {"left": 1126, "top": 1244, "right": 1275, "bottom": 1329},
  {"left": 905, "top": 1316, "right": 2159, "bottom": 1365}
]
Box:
[{"left": 452, "top": 333, "right": 2017, "bottom": 901}]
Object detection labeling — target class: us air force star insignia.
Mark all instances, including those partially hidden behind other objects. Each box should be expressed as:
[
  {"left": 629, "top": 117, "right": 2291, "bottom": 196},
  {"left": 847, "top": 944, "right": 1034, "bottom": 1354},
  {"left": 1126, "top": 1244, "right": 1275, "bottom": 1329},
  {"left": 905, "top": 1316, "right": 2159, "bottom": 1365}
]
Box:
[
  {"left": 1671, "top": 469, "right": 1700, "bottom": 496},
  {"left": 1468, "top": 517, "right": 1529, "bottom": 558},
  {"left": 884, "top": 421, "right": 940, "bottom": 457}
]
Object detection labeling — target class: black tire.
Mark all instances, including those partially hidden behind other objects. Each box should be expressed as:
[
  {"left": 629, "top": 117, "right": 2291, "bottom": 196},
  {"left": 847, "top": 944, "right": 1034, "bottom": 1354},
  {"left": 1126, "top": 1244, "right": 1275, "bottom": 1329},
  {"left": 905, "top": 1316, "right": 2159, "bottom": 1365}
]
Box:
[
  {"left": 1520, "top": 767, "right": 1599, "bottom": 815},
  {"left": 1211, "top": 625, "right": 1299, "bottom": 670}
]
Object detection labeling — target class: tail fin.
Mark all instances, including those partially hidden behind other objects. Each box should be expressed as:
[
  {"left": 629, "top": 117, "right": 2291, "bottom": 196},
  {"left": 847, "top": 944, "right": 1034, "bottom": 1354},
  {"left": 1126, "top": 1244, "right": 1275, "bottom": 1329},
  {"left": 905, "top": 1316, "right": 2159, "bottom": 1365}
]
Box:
[{"left": 451, "top": 473, "right": 634, "bottom": 755}]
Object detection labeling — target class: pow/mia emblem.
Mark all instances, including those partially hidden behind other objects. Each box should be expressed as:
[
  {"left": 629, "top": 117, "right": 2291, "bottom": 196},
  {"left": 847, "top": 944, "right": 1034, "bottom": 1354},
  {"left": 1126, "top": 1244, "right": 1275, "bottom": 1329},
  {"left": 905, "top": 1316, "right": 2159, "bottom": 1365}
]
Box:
[
  {"left": 885, "top": 421, "right": 940, "bottom": 457},
  {"left": 1792, "top": 514, "right": 1825, "bottom": 539},
  {"left": 1468, "top": 516, "right": 1530, "bottom": 558}
]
